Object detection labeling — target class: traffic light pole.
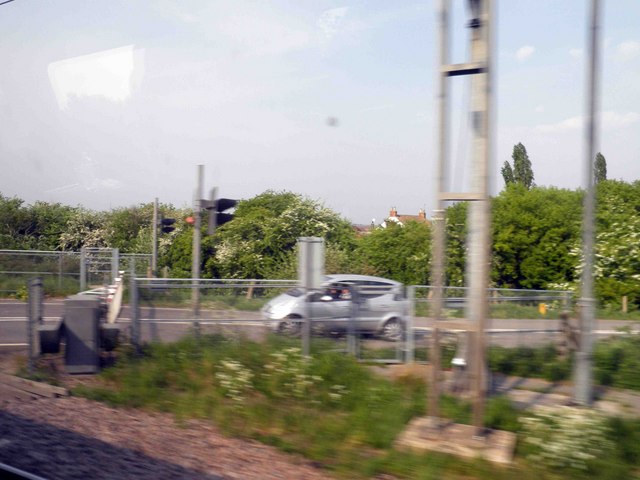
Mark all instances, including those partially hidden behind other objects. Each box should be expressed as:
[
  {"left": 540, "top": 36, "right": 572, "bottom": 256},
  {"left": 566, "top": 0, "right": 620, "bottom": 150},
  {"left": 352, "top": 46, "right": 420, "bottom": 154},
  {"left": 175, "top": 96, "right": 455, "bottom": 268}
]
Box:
[
  {"left": 574, "top": 0, "right": 601, "bottom": 406},
  {"left": 191, "top": 165, "right": 203, "bottom": 328}
]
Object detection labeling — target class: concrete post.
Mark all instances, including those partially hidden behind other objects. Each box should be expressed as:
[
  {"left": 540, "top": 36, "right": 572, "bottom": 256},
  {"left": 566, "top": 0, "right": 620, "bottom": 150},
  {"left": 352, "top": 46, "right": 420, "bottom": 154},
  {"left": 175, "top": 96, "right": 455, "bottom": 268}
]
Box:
[
  {"left": 428, "top": 0, "right": 450, "bottom": 423},
  {"left": 464, "top": 0, "right": 492, "bottom": 435}
]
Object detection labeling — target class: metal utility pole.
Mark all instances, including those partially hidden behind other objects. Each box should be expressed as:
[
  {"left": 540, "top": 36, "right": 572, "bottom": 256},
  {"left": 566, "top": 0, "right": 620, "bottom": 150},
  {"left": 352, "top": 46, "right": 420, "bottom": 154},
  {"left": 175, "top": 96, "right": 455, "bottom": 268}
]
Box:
[
  {"left": 431, "top": 0, "right": 493, "bottom": 436},
  {"left": 574, "top": 0, "right": 602, "bottom": 406},
  {"left": 151, "top": 197, "right": 158, "bottom": 277},
  {"left": 191, "top": 165, "right": 204, "bottom": 326}
]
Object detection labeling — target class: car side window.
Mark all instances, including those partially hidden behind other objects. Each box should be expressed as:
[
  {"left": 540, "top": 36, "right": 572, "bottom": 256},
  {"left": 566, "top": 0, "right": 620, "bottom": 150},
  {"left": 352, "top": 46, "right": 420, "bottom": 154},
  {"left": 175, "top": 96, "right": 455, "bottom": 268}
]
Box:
[{"left": 360, "top": 281, "right": 394, "bottom": 299}]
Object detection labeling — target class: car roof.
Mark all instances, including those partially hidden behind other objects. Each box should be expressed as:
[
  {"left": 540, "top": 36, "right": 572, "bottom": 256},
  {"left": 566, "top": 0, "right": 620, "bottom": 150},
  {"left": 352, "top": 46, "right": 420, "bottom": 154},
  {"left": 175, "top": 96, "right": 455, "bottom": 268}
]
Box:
[{"left": 323, "top": 274, "right": 402, "bottom": 286}]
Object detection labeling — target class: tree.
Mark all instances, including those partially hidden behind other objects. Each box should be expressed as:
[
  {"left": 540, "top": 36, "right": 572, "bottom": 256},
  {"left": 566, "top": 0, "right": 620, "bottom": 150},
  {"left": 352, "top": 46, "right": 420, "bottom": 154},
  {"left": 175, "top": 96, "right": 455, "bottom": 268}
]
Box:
[
  {"left": 594, "top": 152, "right": 607, "bottom": 184},
  {"left": 199, "top": 190, "right": 356, "bottom": 280},
  {"left": 588, "top": 180, "right": 640, "bottom": 308},
  {"left": 501, "top": 142, "right": 535, "bottom": 189},
  {"left": 103, "top": 204, "right": 154, "bottom": 253},
  {"left": 58, "top": 209, "right": 109, "bottom": 251},
  {"left": 492, "top": 185, "right": 582, "bottom": 289},
  {"left": 0, "top": 194, "right": 76, "bottom": 250},
  {"left": 355, "top": 220, "right": 431, "bottom": 285},
  {"left": 444, "top": 202, "right": 468, "bottom": 287},
  {"left": 501, "top": 161, "right": 515, "bottom": 186}
]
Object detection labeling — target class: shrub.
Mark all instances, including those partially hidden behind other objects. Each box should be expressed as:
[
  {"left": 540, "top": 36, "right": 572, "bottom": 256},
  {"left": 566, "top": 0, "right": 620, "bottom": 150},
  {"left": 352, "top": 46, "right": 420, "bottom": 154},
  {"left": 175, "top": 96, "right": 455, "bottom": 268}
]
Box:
[
  {"left": 521, "top": 405, "right": 614, "bottom": 472},
  {"left": 594, "top": 334, "right": 640, "bottom": 390}
]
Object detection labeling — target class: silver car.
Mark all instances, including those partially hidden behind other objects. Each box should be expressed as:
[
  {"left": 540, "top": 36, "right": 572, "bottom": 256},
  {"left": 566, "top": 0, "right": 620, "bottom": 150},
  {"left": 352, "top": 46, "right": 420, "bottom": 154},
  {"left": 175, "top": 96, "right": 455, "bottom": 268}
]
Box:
[{"left": 261, "top": 274, "right": 408, "bottom": 341}]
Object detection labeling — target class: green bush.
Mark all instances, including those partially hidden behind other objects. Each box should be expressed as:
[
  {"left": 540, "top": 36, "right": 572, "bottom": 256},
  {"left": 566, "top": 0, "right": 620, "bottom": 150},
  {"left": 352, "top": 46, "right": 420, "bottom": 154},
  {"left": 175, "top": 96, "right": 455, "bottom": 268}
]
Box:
[
  {"left": 487, "top": 344, "right": 571, "bottom": 382},
  {"left": 594, "top": 334, "right": 640, "bottom": 390},
  {"left": 484, "top": 395, "right": 521, "bottom": 432}
]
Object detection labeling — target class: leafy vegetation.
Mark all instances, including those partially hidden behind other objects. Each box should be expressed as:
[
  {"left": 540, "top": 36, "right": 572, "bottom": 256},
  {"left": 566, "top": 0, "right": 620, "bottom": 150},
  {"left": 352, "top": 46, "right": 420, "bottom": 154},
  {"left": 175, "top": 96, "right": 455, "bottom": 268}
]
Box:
[
  {"left": 501, "top": 142, "right": 535, "bottom": 189},
  {"left": 3, "top": 178, "right": 640, "bottom": 311},
  {"left": 594, "top": 333, "right": 640, "bottom": 390},
  {"left": 202, "top": 190, "right": 357, "bottom": 280},
  {"left": 594, "top": 152, "right": 607, "bottom": 184},
  {"left": 488, "top": 344, "right": 572, "bottom": 382},
  {"left": 492, "top": 185, "right": 582, "bottom": 290},
  {"left": 356, "top": 220, "right": 431, "bottom": 286},
  {"left": 71, "top": 333, "right": 640, "bottom": 479}
]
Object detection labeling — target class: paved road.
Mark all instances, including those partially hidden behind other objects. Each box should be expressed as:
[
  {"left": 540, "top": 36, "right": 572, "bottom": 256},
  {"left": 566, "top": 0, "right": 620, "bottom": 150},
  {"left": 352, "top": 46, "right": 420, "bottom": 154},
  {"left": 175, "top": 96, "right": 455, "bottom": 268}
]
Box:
[{"left": 1, "top": 299, "right": 638, "bottom": 348}]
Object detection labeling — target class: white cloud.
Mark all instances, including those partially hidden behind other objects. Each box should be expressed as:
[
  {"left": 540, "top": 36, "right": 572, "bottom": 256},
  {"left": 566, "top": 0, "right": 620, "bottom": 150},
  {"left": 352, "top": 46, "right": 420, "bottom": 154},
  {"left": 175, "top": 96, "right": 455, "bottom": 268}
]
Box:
[
  {"left": 601, "top": 111, "right": 640, "bottom": 129},
  {"left": 535, "top": 116, "right": 581, "bottom": 133},
  {"left": 48, "top": 45, "right": 144, "bottom": 110},
  {"left": 615, "top": 40, "right": 640, "bottom": 62},
  {"left": 515, "top": 45, "right": 535, "bottom": 62},
  {"left": 317, "top": 7, "right": 349, "bottom": 42},
  {"left": 217, "top": 13, "right": 310, "bottom": 56},
  {"left": 569, "top": 48, "right": 582, "bottom": 59},
  {"left": 535, "top": 105, "right": 545, "bottom": 113},
  {"left": 155, "top": 0, "right": 198, "bottom": 23},
  {"left": 360, "top": 104, "right": 394, "bottom": 113},
  {"left": 535, "top": 111, "right": 640, "bottom": 133}
]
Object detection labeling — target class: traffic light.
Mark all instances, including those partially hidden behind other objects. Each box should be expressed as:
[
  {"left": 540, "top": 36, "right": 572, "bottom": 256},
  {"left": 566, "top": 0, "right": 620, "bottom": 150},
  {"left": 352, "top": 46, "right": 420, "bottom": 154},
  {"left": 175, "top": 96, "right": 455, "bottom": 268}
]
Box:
[
  {"left": 202, "top": 188, "right": 237, "bottom": 235},
  {"left": 213, "top": 198, "right": 237, "bottom": 226},
  {"left": 159, "top": 217, "right": 176, "bottom": 234}
]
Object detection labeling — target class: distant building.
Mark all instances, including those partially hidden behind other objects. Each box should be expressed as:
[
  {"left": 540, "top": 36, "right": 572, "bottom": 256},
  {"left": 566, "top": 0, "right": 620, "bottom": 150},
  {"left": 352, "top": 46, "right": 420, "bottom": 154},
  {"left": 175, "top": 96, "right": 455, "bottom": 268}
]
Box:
[
  {"left": 352, "top": 223, "right": 373, "bottom": 236},
  {"left": 382, "top": 207, "right": 430, "bottom": 228}
]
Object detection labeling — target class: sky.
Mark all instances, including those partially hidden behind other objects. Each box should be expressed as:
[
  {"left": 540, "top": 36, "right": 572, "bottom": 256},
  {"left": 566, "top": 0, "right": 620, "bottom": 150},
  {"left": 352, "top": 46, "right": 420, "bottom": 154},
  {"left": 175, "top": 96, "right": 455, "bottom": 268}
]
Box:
[{"left": 0, "top": 0, "right": 638, "bottom": 225}]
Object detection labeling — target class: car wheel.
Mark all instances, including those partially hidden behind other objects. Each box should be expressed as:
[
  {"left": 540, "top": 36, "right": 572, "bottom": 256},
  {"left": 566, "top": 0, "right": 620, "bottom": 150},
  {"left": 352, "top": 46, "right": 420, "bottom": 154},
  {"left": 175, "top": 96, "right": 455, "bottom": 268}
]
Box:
[
  {"left": 278, "top": 316, "right": 302, "bottom": 336},
  {"left": 381, "top": 318, "right": 404, "bottom": 341}
]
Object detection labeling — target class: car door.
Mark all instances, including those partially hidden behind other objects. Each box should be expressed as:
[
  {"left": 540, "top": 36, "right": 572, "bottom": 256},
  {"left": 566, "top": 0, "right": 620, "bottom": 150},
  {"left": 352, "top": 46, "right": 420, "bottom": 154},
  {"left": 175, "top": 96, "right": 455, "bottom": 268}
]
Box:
[
  {"left": 322, "top": 283, "right": 352, "bottom": 332},
  {"left": 358, "top": 281, "right": 396, "bottom": 331}
]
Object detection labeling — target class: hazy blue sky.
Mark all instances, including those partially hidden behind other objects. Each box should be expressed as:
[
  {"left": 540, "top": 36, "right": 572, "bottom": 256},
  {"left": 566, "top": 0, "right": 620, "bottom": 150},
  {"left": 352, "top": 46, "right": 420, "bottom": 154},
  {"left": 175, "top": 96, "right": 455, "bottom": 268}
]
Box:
[{"left": 0, "top": 1, "right": 638, "bottom": 224}]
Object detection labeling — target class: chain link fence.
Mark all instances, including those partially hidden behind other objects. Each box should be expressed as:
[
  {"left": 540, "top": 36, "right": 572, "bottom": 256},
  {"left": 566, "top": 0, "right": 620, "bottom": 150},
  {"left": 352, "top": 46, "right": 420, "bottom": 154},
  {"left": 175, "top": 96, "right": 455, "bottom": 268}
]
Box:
[
  {"left": 125, "top": 279, "right": 414, "bottom": 363},
  {"left": 0, "top": 249, "right": 151, "bottom": 297},
  {"left": 125, "top": 280, "right": 572, "bottom": 364},
  {"left": 411, "top": 285, "right": 574, "bottom": 366},
  {"left": 0, "top": 249, "right": 81, "bottom": 296},
  {"left": 0, "top": 260, "right": 574, "bottom": 366}
]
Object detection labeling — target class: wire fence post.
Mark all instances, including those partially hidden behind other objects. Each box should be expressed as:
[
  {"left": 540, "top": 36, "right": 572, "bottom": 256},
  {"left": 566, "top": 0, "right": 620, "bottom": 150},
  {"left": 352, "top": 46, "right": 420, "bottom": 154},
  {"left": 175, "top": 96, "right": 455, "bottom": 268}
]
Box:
[
  {"left": 57, "top": 252, "right": 63, "bottom": 290},
  {"left": 129, "top": 266, "right": 140, "bottom": 355},
  {"left": 27, "top": 277, "right": 43, "bottom": 373},
  {"left": 347, "top": 286, "right": 359, "bottom": 358},
  {"left": 80, "top": 247, "right": 87, "bottom": 291},
  {"left": 111, "top": 248, "right": 119, "bottom": 285},
  {"left": 405, "top": 285, "right": 415, "bottom": 364}
]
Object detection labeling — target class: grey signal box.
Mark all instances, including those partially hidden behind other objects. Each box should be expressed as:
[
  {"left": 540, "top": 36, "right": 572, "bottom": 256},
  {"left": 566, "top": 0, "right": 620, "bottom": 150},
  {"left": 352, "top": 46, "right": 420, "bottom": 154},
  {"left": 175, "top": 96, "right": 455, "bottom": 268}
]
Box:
[{"left": 64, "top": 294, "right": 101, "bottom": 374}]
